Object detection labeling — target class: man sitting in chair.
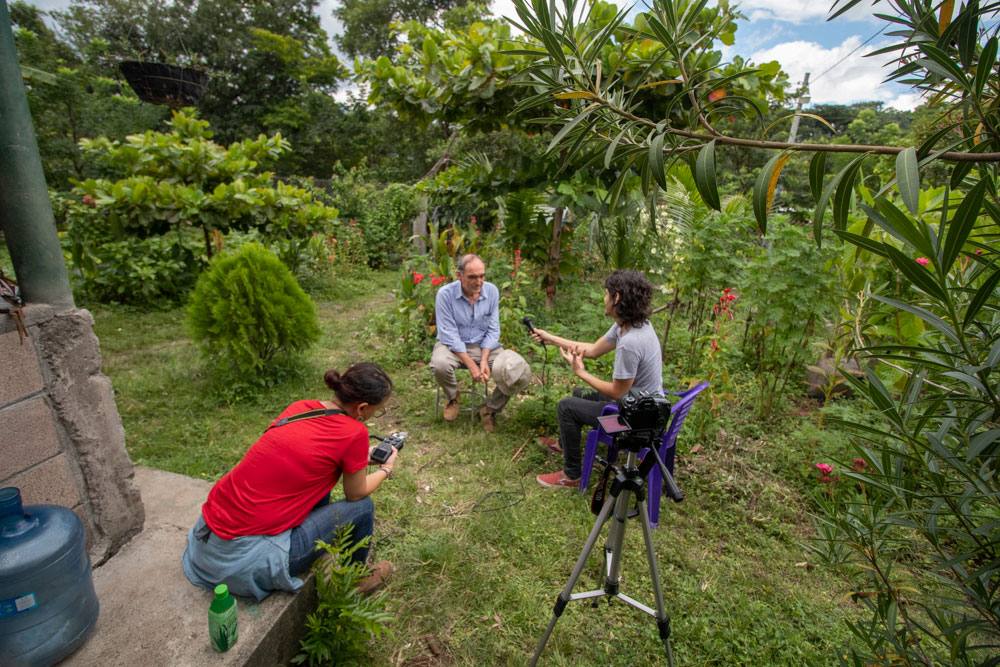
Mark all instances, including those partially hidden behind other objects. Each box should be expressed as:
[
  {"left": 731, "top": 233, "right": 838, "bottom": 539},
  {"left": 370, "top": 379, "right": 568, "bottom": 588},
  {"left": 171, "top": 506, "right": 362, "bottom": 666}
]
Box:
[
  {"left": 531, "top": 269, "right": 663, "bottom": 488},
  {"left": 430, "top": 254, "right": 531, "bottom": 432}
]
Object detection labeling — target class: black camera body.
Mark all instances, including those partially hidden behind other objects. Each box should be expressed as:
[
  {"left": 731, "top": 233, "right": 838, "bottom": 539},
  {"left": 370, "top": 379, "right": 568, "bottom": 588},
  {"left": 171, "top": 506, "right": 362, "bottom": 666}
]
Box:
[
  {"left": 617, "top": 391, "right": 671, "bottom": 438},
  {"left": 370, "top": 431, "right": 407, "bottom": 464}
]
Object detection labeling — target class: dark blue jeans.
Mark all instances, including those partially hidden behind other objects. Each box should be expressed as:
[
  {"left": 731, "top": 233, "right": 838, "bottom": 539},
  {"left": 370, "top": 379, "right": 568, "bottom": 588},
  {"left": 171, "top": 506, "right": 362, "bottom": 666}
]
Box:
[
  {"left": 559, "top": 388, "right": 613, "bottom": 479},
  {"left": 288, "top": 494, "right": 374, "bottom": 576}
]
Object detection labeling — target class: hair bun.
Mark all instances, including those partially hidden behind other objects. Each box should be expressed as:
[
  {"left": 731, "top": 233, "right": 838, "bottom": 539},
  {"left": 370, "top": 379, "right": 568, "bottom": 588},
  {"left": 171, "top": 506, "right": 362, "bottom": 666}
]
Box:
[{"left": 324, "top": 369, "right": 342, "bottom": 391}]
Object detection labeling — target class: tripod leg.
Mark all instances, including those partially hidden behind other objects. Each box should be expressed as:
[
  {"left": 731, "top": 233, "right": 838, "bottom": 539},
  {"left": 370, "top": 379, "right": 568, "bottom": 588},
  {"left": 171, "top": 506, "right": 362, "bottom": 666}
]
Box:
[
  {"left": 529, "top": 491, "right": 616, "bottom": 666},
  {"left": 601, "top": 484, "right": 635, "bottom": 596},
  {"left": 636, "top": 497, "right": 675, "bottom": 667}
]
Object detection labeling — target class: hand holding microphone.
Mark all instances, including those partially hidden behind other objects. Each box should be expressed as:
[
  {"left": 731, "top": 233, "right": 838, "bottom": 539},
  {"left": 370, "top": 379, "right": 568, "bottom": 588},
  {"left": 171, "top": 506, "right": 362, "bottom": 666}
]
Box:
[{"left": 522, "top": 317, "right": 547, "bottom": 346}]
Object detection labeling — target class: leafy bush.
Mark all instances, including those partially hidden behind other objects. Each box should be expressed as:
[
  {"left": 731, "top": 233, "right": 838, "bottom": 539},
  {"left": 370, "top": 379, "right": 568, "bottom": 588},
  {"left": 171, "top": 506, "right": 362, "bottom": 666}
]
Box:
[
  {"left": 65, "top": 231, "right": 206, "bottom": 305},
  {"left": 62, "top": 110, "right": 339, "bottom": 305},
  {"left": 741, "top": 218, "right": 838, "bottom": 418},
  {"left": 292, "top": 530, "right": 391, "bottom": 666},
  {"left": 186, "top": 243, "right": 320, "bottom": 377},
  {"left": 360, "top": 183, "right": 418, "bottom": 268}
]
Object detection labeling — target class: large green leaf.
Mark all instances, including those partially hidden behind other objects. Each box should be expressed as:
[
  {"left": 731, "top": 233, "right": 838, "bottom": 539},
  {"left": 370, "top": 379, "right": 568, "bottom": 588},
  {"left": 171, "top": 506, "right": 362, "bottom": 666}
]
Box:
[
  {"left": 649, "top": 131, "right": 667, "bottom": 190},
  {"left": 975, "top": 37, "right": 997, "bottom": 99},
  {"left": 833, "top": 161, "right": 862, "bottom": 231},
  {"left": 814, "top": 154, "right": 867, "bottom": 244},
  {"left": 870, "top": 198, "right": 935, "bottom": 258},
  {"left": 872, "top": 295, "right": 958, "bottom": 343},
  {"left": 833, "top": 230, "right": 890, "bottom": 258},
  {"left": 752, "top": 151, "right": 791, "bottom": 234},
  {"left": 546, "top": 103, "right": 598, "bottom": 154},
  {"left": 694, "top": 140, "right": 720, "bottom": 211},
  {"left": 809, "top": 152, "right": 826, "bottom": 202},
  {"left": 941, "top": 179, "right": 987, "bottom": 272},
  {"left": 962, "top": 265, "right": 1000, "bottom": 329},
  {"left": 884, "top": 244, "right": 948, "bottom": 302},
  {"left": 895, "top": 147, "right": 920, "bottom": 215}
]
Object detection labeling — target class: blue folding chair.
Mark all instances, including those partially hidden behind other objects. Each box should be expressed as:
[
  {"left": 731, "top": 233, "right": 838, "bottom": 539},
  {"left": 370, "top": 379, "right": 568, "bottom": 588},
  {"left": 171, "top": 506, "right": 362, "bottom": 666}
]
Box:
[{"left": 578, "top": 382, "right": 709, "bottom": 527}]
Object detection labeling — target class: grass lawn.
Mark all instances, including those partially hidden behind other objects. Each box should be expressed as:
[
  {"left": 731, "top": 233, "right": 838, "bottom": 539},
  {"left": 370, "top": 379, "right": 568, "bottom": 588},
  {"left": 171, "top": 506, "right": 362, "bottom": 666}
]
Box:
[{"left": 88, "top": 269, "right": 860, "bottom": 666}]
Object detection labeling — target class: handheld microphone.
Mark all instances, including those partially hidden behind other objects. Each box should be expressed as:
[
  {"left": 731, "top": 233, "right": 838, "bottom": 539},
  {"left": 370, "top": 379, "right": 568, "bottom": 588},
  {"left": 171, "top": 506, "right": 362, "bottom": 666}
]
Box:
[{"left": 521, "top": 316, "right": 536, "bottom": 333}]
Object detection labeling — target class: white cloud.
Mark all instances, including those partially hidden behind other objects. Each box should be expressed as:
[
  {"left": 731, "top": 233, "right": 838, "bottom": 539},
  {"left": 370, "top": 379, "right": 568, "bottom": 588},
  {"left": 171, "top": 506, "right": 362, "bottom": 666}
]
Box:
[
  {"left": 751, "top": 36, "right": 924, "bottom": 110},
  {"left": 738, "top": 0, "right": 877, "bottom": 23}
]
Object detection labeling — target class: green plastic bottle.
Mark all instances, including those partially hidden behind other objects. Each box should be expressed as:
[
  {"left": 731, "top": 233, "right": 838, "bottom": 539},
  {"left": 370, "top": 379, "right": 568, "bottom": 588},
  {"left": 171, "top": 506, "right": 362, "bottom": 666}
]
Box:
[{"left": 208, "top": 583, "right": 238, "bottom": 652}]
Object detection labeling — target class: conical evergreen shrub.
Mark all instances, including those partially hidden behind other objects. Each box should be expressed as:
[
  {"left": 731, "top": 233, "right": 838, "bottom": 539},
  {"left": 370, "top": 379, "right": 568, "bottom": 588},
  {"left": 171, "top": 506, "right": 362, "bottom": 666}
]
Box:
[{"left": 187, "top": 243, "right": 320, "bottom": 377}]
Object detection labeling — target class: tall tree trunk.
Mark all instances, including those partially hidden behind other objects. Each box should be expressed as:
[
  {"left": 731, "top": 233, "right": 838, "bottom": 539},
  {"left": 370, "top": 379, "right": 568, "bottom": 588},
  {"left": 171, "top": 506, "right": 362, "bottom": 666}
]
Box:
[{"left": 543, "top": 206, "right": 564, "bottom": 309}]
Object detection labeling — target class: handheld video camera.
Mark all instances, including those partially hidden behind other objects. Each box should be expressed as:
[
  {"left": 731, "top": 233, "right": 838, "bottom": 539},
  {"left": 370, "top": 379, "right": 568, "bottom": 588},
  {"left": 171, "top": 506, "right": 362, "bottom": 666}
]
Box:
[{"left": 370, "top": 431, "right": 407, "bottom": 464}]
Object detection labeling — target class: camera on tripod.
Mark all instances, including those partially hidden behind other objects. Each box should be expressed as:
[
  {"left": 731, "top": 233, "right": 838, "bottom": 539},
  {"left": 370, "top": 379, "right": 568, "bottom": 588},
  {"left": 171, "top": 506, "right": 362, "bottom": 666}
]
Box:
[
  {"left": 370, "top": 431, "right": 407, "bottom": 464},
  {"left": 597, "top": 391, "right": 671, "bottom": 451}
]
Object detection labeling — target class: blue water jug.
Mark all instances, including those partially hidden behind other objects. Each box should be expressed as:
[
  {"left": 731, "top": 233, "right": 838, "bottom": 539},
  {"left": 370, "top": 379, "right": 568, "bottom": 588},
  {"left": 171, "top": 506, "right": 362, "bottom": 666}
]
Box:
[{"left": 0, "top": 487, "right": 99, "bottom": 666}]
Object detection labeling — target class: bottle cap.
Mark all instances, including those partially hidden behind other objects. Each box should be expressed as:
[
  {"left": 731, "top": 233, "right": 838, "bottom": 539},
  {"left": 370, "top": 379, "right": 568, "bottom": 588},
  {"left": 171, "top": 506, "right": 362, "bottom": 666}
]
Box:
[
  {"left": 0, "top": 488, "right": 23, "bottom": 520},
  {"left": 214, "top": 584, "right": 229, "bottom": 599}
]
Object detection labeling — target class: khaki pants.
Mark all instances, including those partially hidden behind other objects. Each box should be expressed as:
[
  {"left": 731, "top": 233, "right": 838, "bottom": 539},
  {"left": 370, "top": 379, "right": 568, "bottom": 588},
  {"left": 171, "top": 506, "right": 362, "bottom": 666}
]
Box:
[{"left": 429, "top": 342, "right": 531, "bottom": 413}]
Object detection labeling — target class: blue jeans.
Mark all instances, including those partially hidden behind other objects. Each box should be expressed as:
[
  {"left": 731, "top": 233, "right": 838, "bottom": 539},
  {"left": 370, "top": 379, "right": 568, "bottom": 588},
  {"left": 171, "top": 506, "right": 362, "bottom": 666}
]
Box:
[{"left": 287, "top": 495, "right": 374, "bottom": 576}]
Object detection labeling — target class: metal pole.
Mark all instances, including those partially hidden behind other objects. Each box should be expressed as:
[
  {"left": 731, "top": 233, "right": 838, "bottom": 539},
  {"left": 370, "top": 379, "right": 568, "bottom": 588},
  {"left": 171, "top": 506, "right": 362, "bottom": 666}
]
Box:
[
  {"left": 0, "top": 0, "right": 74, "bottom": 308},
  {"left": 786, "top": 72, "right": 811, "bottom": 145}
]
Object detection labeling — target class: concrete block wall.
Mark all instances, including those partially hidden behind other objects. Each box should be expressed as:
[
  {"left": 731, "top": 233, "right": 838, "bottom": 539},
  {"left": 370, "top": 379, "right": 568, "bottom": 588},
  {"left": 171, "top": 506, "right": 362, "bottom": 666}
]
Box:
[{"left": 1, "top": 304, "right": 143, "bottom": 564}]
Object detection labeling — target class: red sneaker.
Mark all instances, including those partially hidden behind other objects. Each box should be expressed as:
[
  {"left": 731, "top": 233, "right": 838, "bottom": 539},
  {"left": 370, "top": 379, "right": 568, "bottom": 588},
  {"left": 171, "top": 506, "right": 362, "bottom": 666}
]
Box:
[{"left": 536, "top": 470, "right": 579, "bottom": 489}]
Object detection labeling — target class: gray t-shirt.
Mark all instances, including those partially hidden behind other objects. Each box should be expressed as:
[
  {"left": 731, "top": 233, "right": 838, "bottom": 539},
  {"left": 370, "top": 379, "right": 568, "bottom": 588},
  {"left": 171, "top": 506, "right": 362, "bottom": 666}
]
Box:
[{"left": 604, "top": 321, "right": 663, "bottom": 394}]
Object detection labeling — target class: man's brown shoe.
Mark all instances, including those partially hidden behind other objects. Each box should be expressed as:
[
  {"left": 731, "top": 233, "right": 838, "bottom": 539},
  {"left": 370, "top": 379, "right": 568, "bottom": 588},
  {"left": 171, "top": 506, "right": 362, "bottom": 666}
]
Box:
[
  {"left": 358, "top": 560, "right": 394, "bottom": 596},
  {"left": 479, "top": 406, "right": 496, "bottom": 433},
  {"left": 443, "top": 395, "right": 460, "bottom": 421}
]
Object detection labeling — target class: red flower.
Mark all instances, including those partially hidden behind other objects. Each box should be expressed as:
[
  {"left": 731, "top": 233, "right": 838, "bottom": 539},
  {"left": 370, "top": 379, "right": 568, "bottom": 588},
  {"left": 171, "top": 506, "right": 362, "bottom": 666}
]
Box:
[
  {"left": 852, "top": 458, "right": 867, "bottom": 473},
  {"left": 431, "top": 275, "right": 446, "bottom": 286},
  {"left": 82, "top": 194, "right": 96, "bottom": 207},
  {"left": 707, "top": 88, "right": 727, "bottom": 102},
  {"left": 412, "top": 272, "right": 425, "bottom": 285},
  {"left": 975, "top": 249, "right": 984, "bottom": 256},
  {"left": 915, "top": 257, "right": 930, "bottom": 266},
  {"left": 710, "top": 339, "right": 719, "bottom": 352}
]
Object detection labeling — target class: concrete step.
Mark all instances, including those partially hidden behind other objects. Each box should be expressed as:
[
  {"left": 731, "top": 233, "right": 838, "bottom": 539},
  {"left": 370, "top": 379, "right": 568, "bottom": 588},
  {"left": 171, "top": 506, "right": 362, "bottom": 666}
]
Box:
[{"left": 63, "top": 467, "right": 315, "bottom": 667}]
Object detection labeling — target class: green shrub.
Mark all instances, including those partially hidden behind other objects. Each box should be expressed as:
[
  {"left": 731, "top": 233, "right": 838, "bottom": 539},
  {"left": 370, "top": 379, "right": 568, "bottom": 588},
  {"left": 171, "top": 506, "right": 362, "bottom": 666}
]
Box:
[
  {"left": 359, "top": 183, "right": 417, "bottom": 268},
  {"left": 64, "top": 231, "right": 205, "bottom": 305},
  {"left": 186, "top": 243, "right": 320, "bottom": 376},
  {"left": 327, "top": 169, "right": 416, "bottom": 269},
  {"left": 62, "top": 110, "right": 339, "bottom": 305},
  {"left": 292, "top": 529, "right": 391, "bottom": 666}
]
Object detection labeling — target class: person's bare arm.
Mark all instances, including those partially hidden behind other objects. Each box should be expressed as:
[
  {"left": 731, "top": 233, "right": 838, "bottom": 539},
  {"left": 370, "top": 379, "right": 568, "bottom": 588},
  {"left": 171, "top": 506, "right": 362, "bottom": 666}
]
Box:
[
  {"left": 341, "top": 448, "right": 398, "bottom": 500},
  {"left": 454, "top": 351, "right": 483, "bottom": 381},
  {"left": 533, "top": 329, "right": 615, "bottom": 358},
  {"left": 559, "top": 347, "right": 635, "bottom": 399}
]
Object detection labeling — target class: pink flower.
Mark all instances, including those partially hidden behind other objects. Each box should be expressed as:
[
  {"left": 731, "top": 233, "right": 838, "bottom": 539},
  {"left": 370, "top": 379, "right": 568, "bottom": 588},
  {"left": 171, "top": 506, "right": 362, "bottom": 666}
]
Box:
[
  {"left": 710, "top": 339, "right": 719, "bottom": 352},
  {"left": 915, "top": 257, "right": 930, "bottom": 266},
  {"left": 852, "top": 458, "right": 867, "bottom": 472},
  {"left": 815, "top": 463, "right": 833, "bottom": 476},
  {"left": 975, "top": 249, "right": 983, "bottom": 256},
  {"left": 412, "top": 272, "right": 425, "bottom": 285}
]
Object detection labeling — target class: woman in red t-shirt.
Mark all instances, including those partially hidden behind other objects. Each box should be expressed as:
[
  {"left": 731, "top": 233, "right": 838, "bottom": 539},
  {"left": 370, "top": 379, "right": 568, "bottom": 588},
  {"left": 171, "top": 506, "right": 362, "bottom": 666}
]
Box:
[{"left": 182, "top": 362, "right": 399, "bottom": 599}]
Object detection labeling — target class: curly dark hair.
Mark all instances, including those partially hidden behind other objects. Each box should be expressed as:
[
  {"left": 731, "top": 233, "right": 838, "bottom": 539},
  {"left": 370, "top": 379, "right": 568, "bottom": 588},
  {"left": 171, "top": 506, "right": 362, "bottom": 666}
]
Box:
[
  {"left": 324, "top": 362, "right": 393, "bottom": 406},
  {"left": 604, "top": 270, "right": 653, "bottom": 328}
]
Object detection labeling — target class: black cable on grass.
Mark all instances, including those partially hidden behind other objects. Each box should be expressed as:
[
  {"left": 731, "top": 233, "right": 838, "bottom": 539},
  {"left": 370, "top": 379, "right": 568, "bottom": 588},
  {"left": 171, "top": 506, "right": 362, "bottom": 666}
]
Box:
[{"left": 423, "top": 478, "right": 527, "bottom": 518}]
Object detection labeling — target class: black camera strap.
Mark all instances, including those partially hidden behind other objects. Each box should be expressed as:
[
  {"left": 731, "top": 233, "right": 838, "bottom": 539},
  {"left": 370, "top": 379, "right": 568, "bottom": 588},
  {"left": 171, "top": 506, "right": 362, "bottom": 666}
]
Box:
[{"left": 267, "top": 408, "right": 347, "bottom": 431}]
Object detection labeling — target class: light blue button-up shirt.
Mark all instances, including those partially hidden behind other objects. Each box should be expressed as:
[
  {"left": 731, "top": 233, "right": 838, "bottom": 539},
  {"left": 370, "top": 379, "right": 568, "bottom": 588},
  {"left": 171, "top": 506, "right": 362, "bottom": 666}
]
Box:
[{"left": 435, "top": 280, "right": 501, "bottom": 353}]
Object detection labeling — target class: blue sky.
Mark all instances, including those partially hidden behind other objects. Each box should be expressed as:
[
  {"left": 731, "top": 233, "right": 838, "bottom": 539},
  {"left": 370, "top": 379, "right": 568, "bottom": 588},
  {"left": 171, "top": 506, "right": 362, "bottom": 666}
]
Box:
[
  {"left": 490, "top": 0, "right": 923, "bottom": 109},
  {"left": 25, "top": 0, "right": 923, "bottom": 109}
]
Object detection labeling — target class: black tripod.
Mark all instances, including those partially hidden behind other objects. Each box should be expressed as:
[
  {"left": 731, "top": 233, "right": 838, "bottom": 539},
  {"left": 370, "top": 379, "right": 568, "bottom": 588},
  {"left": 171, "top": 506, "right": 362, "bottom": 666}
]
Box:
[{"left": 529, "top": 436, "right": 684, "bottom": 666}]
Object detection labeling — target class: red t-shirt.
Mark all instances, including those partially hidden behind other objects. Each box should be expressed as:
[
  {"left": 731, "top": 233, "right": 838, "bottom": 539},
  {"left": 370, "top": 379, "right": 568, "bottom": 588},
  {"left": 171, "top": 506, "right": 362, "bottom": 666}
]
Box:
[{"left": 202, "top": 400, "right": 370, "bottom": 539}]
